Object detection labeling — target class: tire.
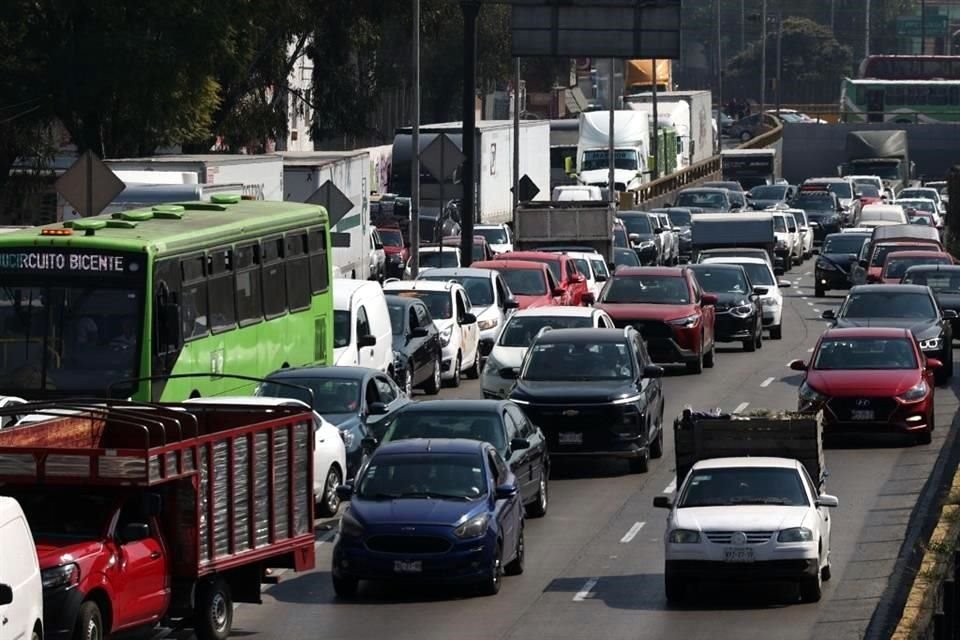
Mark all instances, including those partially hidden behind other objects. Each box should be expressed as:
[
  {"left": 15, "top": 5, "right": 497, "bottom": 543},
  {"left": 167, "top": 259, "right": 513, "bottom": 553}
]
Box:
[
  {"left": 686, "top": 348, "right": 703, "bottom": 374},
  {"left": 770, "top": 324, "right": 783, "bottom": 340},
  {"left": 799, "top": 573, "right": 822, "bottom": 603},
  {"left": 822, "top": 563, "right": 832, "bottom": 582},
  {"left": 755, "top": 323, "right": 763, "bottom": 349},
  {"left": 477, "top": 543, "right": 503, "bottom": 596},
  {"left": 526, "top": 469, "right": 549, "bottom": 518},
  {"left": 650, "top": 422, "right": 664, "bottom": 459},
  {"left": 445, "top": 353, "right": 462, "bottom": 388},
  {"left": 628, "top": 454, "right": 649, "bottom": 474},
  {"left": 743, "top": 335, "right": 756, "bottom": 352},
  {"left": 704, "top": 343, "right": 715, "bottom": 368},
  {"left": 465, "top": 348, "right": 481, "bottom": 379},
  {"left": 504, "top": 527, "right": 525, "bottom": 576},
  {"left": 665, "top": 571, "right": 687, "bottom": 604},
  {"left": 815, "top": 285, "right": 825, "bottom": 298},
  {"left": 332, "top": 573, "right": 359, "bottom": 598},
  {"left": 916, "top": 428, "right": 933, "bottom": 445},
  {"left": 785, "top": 256, "right": 793, "bottom": 272},
  {"left": 317, "top": 465, "right": 342, "bottom": 517},
  {"left": 194, "top": 578, "right": 233, "bottom": 640},
  {"left": 74, "top": 601, "right": 103, "bottom": 640},
  {"left": 423, "top": 357, "right": 442, "bottom": 395}
]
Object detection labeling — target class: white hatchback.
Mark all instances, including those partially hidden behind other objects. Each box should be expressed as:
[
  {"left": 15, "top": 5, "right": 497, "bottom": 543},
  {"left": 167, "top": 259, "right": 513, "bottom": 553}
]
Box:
[
  {"left": 701, "top": 256, "right": 789, "bottom": 339},
  {"left": 654, "top": 457, "right": 838, "bottom": 604}
]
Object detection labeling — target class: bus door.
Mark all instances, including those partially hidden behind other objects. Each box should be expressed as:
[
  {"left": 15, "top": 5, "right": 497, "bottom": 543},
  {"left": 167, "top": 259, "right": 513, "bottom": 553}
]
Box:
[{"left": 866, "top": 89, "right": 885, "bottom": 122}]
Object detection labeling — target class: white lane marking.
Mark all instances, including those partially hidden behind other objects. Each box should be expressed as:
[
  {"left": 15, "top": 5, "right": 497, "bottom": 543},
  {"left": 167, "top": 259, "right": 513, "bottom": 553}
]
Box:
[
  {"left": 573, "top": 577, "right": 599, "bottom": 601},
  {"left": 620, "top": 521, "right": 646, "bottom": 543},
  {"left": 801, "top": 296, "right": 808, "bottom": 300},
  {"left": 807, "top": 347, "right": 815, "bottom": 352},
  {"left": 806, "top": 302, "right": 814, "bottom": 306},
  {"left": 760, "top": 377, "right": 775, "bottom": 387},
  {"left": 804, "top": 271, "right": 812, "bottom": 276},
  {"left": 813, "top": 308, "right": 821, "bottom": 314},
  {"left": 663, "top": 478, "right": 677, "bottom": 494},
  {"left": 734, "top": 401, "right": 750, "bottom": 414}
]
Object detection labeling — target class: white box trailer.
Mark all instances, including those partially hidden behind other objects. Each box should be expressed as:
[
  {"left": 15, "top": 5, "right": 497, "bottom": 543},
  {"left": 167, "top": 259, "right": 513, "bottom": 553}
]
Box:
[
  {"left": 106, "top": 154, "right": 284, "bottom": 201},
  {"left": 281, "top": 150, "right": 373, "bottom": 280},
  {"left": 624, "top": 90, "right": 714, "bottom": 167}
]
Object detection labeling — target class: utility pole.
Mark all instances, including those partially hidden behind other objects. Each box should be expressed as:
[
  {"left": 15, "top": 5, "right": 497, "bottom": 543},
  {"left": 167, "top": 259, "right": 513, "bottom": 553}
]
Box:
[
  {"left": 865, "top": 0, "right": 871, "bottom": 58},
  {"left": 740, "top": 0, "right": 745, "bottom": 51},
  {"left": 460, "top": 0, "right": 480, "bottom": 268},
  {"left": 652, "top": 58, "right": 659, "bottom": 180},
  {"left": 716, "top": 0, "right": 723, "bottom": 154},
  {"left": 921, "top": 0, "right": 927, "bottom": 54},
  {"left": 608, "top": 57, "right": 616, "bottom": 205},
  {"left": 830, "top": 0, "right": 835, "bottom": 33},
  {"left": 775, "top": 12, "right": 783, "bottom": 117},
  {"left": 760, "top": 0, "right": 768, "bottom": 115},
  {"left": 512, "top": 58, "right": 520, "bottom": 214},
  {"left": 410, "top": 0, "right": 421, "bottom": 278}
]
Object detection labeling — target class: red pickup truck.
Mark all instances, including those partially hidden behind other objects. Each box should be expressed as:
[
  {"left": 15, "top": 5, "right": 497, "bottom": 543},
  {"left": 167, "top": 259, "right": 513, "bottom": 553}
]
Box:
[{"left": 0, "top": 399, "right": 316, "bottom": 640}]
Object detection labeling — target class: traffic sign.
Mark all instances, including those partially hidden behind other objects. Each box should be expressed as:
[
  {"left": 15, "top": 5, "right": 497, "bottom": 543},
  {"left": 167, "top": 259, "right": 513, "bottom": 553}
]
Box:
[
  {"left": 306, "top": 180, "right": 355, "bottom": 226},
  {"left": 896, "top": 15, "right": 948, "bottom": 38},
  {"left": 419, "top": 134, "right": 465, "bottom": 182},
  {"left": 512, "top": 174, "right": 541, "bottom": 202},
  {"left": 55, "top": 151, "right": 125, "bottom": 218}
]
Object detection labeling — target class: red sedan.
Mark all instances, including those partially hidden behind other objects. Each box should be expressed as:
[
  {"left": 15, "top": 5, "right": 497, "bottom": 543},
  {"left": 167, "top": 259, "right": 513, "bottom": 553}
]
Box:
[
  {"left": 472, "top": 259, "right": 562, "bottom": 309},
  {"left": 497, "top": 251, "right": 593, "bottom": 305},
  {"left": 596, "top": 267, "right": 717, "bottom": 374},
  {"left": 882, "top": 250, "right": 953, "bottom": 284},
  {"left": 790, "top": 327, "right": 938, "bottom": 444},
  {"left": 864, "top": 240, "right": 943, "bottom": 283}
]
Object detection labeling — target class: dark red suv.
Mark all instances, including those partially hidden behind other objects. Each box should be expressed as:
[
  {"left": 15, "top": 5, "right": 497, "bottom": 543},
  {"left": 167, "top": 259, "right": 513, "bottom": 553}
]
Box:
[
  {"left": 498, "top": 251, "right": 593, "bottom": 305},
  {"left": 596, "top": 267, "right": 717, "bottom": 374}
]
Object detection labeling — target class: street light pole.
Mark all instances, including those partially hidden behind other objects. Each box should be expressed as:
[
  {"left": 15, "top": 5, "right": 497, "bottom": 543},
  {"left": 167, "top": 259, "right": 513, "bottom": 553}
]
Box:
[
  {"left": 760, "top": 0, "right": 767, "bottom": 115},
  {"left": 410, "top": 0, "right": 421, "bottom": 278},
  {"left": 865, "top": 0, "right": 872, "bottom": 58},
  {"left": 775, "top": 12, "right": 783, "bottom": 117},
  {"left": 460, "top": 0, "right": 480, "bottom": 268},
  {"left": 716, "top": 0, "right": 723, "bottom": 154}
]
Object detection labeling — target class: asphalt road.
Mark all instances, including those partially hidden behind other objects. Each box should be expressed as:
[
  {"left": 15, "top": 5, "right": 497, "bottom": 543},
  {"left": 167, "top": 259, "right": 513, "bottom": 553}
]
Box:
[{"left": 161, "top": 264, "right": 959, "bottom": 640}]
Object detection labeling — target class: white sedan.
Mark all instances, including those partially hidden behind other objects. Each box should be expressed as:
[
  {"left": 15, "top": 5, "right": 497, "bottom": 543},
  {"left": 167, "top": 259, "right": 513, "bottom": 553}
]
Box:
[{"left": 654, "top": 457, "right": 838, "bottom": 604}]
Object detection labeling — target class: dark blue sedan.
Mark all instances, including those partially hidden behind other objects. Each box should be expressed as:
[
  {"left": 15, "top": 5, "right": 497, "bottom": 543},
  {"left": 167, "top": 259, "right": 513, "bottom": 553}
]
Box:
[{"left": 332, "top": 438, "right": 525, "bottom": 597}]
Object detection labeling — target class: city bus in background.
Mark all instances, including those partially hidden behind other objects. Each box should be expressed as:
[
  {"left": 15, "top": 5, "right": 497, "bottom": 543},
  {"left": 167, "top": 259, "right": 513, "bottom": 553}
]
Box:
[
  {"left": 858, "top": 55, "right": 960, "bottom": 80},
  {"left": 0, "top": 195, "right": 333, "bottom": 402},
  {"left": 840, "top": 78, "right": 960, "bottom": 123}
]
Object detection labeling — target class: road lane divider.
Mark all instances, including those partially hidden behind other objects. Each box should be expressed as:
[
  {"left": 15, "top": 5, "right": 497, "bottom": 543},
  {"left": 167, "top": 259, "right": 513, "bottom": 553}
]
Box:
[
  {"left": 760, "top": 377, "right": 774, "bottom": 388},
  {"left": 663, "top": 478, "right": 677, "bottom": 494},
  {"left": 573, "top": 577, "right": 599, "bottom": 601},
  {"left": 620, "top": 522, "right": 646, "bottom": 543}
]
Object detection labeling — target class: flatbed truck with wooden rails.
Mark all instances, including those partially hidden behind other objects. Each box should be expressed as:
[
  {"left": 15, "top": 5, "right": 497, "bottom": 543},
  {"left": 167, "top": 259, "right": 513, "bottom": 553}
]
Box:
[{"left": 0, "top": 399, "right": 317, "bottom": 640}]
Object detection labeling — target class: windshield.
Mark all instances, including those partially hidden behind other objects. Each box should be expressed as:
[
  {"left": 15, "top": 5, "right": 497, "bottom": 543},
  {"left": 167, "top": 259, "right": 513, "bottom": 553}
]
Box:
[
  {"left": 822, "top": 235, "right": 868, "bottom": 254},
  {"left": 379, "top": 229, "right": 404, "bottom": 247},
  {"left": 419, "top": 251, "right": 459, "bottom": 269},
  {"left": 871, "top": 244, "right": 939, "bottom": 267},
  {"left": 620, "top": 215, "right": 652, "bottom": 235},
  {"left": 900, "top": 200, "right": 936, "bottom": 213},
  {"left": 859, "top": 185, "right": 881, "bottom": 197},
  {"left": 814, "top": 337, "right": 918, "bottom": 370},
  {"left": 423, "top": 275, "right": 492, "bottom": 306},
  {"left": 475, "top": 227, "right": 508, "bottom": 245},
  {"left": 773, "top": 217, "right": 787, "bottom": 232},
  {"left": 911, "top": 216, "right": 934, "bottom": 226},
  {"left": 678, "top": 467, "right": 809, "bottom": 507},
  {"left": 850, "top": 160, "right": 901, "bottom": 179},
  {"left": 499, "top": 315, "right": 593, "bottom": 347},
  {"left": 600, "top": 275, "right": 690, "bottom": 304},
  {"left": 500, "top": 268, "right": 547, "bottom": 296},
  {"left": 523, "top": 341, "right": 633, "bottom": 381},
  {"left": 257, "top": 377, "right": 360, "bottom": 414},
  {"left": 749, "top": 186, "right": 787, "bottom": 200},
  {"left": 824, "top": 182, "right": 853, "bottom": 199},
  {"left": 387, "top": 301, "right": 406, "bottom": 335},
  {"left": 381, "top": 410, "right": 506, "bottom": 453},
  {"left": 841, "top": 291, "right": 936, "bottom": 319},
  {"left": 690, "top": 267, "right": 749, "bottom": 294},
  {"left": 713, "top": 261, "right": 775, "bottom": 286},
  {"left": 516, "top": 257, "right": 561, "bottom": 282},
  {"left": 356, "top": 453, "right": 486, "bottom": 500},
  {"left": 901, "top": 189, "right": 937, "bottom": 201},
  {"left": 666, "top": 210, "right": 692, "bottom": 227},
  {"left": 581, "top": 149, "right": 639, "bottom": 171},
  {"left": 333, "top": 310, "right": 352, "bottom": 348},
  {"left": 903, "top": 270, "right": 960, "bottom": 292},
  {"left": 391, "top": 290, "right": 452, "bottom": 319},
  {"left": 676, "top": 191, "right": 727, "bottom": 210},
  {"left": 7, "top": 488, "right": 119, "bottom": 539},
  {"left": 590, "top": 258, "right": 610, "bottom": 279},
  {"left": 791, "top": 193, "right": 835, "bottom": 212},
  {"left": 614, "top": 249, "right": 641, "bottom": 267},
  {"left": 885, "top": 256, "right": 950, "bottom": 279}
]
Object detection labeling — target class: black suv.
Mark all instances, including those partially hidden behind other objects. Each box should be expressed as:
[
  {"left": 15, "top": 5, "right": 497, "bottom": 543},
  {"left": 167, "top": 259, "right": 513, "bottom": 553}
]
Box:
[{"left": 505, "top": 327, "right": 665, "bottom": 473}]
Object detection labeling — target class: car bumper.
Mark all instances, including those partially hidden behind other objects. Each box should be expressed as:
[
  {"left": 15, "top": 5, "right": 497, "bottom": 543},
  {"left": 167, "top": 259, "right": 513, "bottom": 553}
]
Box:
[
  {"left": 761, "top": 304, "right": 782, "bottom": 327},
  {"left": 817, "top": 397, "right": 934, "bottom": 435},
  {"left": 666, "top": 558, "right": 819, "bottom": 581},
  {"left": 714, "top": 313, "right": 756, "bottom": 342},
  {"left": 815, "top": 268, "right": 851, "bottom": 290},
  {"left": 523, "top": 405, "right": 650, "bottom": 458},
  {"left": 645, "top": 336, "right": 700, "bottom": 365},
  {"left": 332, "top": 538, "right": 496, "bottom": 583},
  {"left": 43, "top": 586, "right": 84, "bottom": 640},
  {"left": 440, "top": 344, "right": 459, "bottom": 379},
  {"left": 480, "top": 370, "right": 513, "bottom": 399}
]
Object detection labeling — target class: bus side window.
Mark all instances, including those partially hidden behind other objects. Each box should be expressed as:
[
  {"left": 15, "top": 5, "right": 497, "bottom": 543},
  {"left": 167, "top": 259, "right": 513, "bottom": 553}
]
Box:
[
  {"left": 308, "top": 226, "right": 330, "bottom": 294},
  {"left": 154, "top": 258, "right": 181, "bottom": 355},
  {"left": 262, "top": 236, "right": 287, "bottom": 319},
  {"left": 286, "top": 232, "right": 311, "bottom": 312},
  {"left": 235, "top": 243, "right": 263, "bottom": 327},
  {"left": 180, "top": 254, "right": 209, "bottom": 341},
  {"left": 209, "top": 246, "right": 237, "bottom": 334}
]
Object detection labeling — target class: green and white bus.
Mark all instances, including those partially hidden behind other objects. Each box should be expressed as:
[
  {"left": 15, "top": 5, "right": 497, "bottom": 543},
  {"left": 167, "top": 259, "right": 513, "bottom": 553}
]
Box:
[
  {"left": 0, "top": 195, "right": 333, "bottom": 401},
  {"left": 840, "top": 78, "right": 960, "bottom": 123}
]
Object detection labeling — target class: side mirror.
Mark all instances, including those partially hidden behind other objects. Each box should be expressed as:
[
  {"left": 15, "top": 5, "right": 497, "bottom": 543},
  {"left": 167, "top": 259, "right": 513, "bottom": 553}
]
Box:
[
  {"left": 653, "top": 496, "right": 673, "bottom": 509},
  {"left": 461, "top": 313, "right": 477, "bottom": 324},
  {"left": 499, "top": 367, "right": 519, "bottom": 380},
  {"left": 653, "top": 227, "right": 663, "bottom": 234},
  {"left": 582, "top": 292, "right": 596, "bottom": 305},
  {"left": 410, "top": 326, "right": 429, "bottom": 338},
  {"left": 552, "top": 287, "right": 566, "bottom": 297},
  {"left": 0, "top": 584, "right": 12, "bottom": 606},
  {"left": 778, "top": 281, "right": 792, "bottom": 288},
  {"left": 642, "top": 364, "right": 664, "bottom": 378},
  {"left": 571, "top": 274, "right": 586, "bottom": 284},
  {"left": 927, "top": 358, "right": 943, "bottom": 370},
  {"left": 944, "top": 310, "right": 959, "bottom": 320},
  {"left": 821, "top": 309, "right": 836, "bottom": 320},
  {"left": 479, "top": 339, "right": 495, "bottom": 357},
  {"left": 119, "top": 522, "right": 151, "bottom": 544},
  {"left": 858, "top": 259, "right": 868, "bottom": 268},
  {"left": 817, "top": 494, "right": 840, "bottom": 508},
  {"left": 510, "top": 438, "right": 531, "bottom": 451},
  {"left": 702, "top": 293, "right": 718, "bottom": 306},
  {"left": 495, "top": 482, "right": 519, "bottom": 499},
  {"left": 753, "top": 286, "right": 769, "bottom": 296},
  {"left": 367, "top": 402, "right": 387, "bottom": 416},
  {"left": 336, "top": 483, "right": 354, "bottom": 501},
  {"left": 788, "top": 359, "right": 808, "bottom": 371},
  {"left": 504, "top": 298, "right": 520, "bottom": 309},
  {"left": 358, "top": 334, "right": 377, "bottom": 348},
  {"left": 361, "top": 436, "right": 378, "bottom": 451}
]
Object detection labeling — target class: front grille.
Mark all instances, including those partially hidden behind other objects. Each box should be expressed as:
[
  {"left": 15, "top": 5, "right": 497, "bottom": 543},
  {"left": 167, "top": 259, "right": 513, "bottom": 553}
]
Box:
[
  {"left": 365, "top": 535, "right": 453, "bottom": 554},
  {"left": 827, "top": 396, "right": 897, "bottom": 422},
  {"left": 705, "top": 531, "right": 773, "bottom": 545},
  {"left": 612, "top": 318, "right": 673, "bottom": 339}
]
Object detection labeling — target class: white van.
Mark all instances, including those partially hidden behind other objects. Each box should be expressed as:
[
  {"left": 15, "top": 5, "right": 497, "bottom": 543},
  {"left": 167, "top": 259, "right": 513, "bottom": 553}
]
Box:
[
  {"left": 332, "top": 279, "right": 393, "bottom": 374},
  {"left": 0, "top": 497, "right": 43, "bottom": 640}
]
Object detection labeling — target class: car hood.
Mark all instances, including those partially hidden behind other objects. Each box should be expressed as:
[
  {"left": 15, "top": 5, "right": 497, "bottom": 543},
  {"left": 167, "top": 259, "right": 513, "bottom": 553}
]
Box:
[
  {"left": 597, "top": 302, "right": 698, "bottom": 322},
  {"left": 34, "top": 539, "right": 105, "bottom": 570},
  {"left": 323, "top": 412, "right": 360, "bottom": 428},
  {"left": 514, "top": 294, "right": 553, "bottom": 309},
  {"left": 672, "top": 506, "right": 810, "bottom": 532},
  {"left": 350, "top": 499, "right": 485, "bottom": 527},
  {"left": 384, "top": 246, "right": 406, "bottom": 257},
  {"left": 512, "top": 380, "right": 639, "bottom": 404},
  {"left": 580, "top": 168, "right": 639, "bottom": 186},
  {"left": 488, "top": 243, "right": 512, "bottom": 254},
  {"left": 806, "top": 369, "right": 920, "bottom": 396},
  {"left": 834, "top": 317, "right": 940, "bottom": 339},
  {"left": 489, "top": 345, "right": 527, "bottom": 369},
  {"left": 333, "top": 347, "right": 357, "bottom": 366},
  {"left": 750, "top": 199, "right": 784, "bottom": 209},
  {"left": 473, "top": 305, "right": 498, "bottom": 322},
  {"left": 709, "top": 292, "right": 752, "bottom": 310}
]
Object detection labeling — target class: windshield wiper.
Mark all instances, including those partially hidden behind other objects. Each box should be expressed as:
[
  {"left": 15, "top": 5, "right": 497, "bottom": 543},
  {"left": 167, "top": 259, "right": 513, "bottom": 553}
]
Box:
[
  {"left": 729, "top": 497, "right": 792, "bottom": 505},
  {"left": 399, "top": 492, "right": 472, "bottom": 501},
  {"left": 360, "top": 492, "right": 402, "bottom": 500},
  {"left": 678, "top": 501, "right": 730, "bottom": 508}
]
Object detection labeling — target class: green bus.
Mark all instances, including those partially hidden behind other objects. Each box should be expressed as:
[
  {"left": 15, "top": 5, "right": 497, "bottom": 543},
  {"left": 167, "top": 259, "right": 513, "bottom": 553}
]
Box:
[
  {"left": 840, "top": 78, "right": 960, "bottom": 123},
  {"left": 0, "top": 195, "right": 333, "bottom": 401}
]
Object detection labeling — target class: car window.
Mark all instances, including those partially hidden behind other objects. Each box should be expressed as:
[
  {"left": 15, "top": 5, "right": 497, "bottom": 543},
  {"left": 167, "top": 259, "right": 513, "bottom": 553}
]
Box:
[
  {"left": 374, "top": 375, "right": 398, "bottom": 403},
  {"left": 414, "top": 303, "right": 431, "bottom": 327},
  {"left": 408, "top": 307, "right": 418, "bottom": 334},
  {"left": 364, "top": 379, "right": 381, "bottom": 406},
  {"left": 456, "top": 291, "right": 468, "bottom": 322},
  {"left": 503, "top": 410, "right": 521, "bottom": 441},
  {"left": 634, "top": 334, "right": 649, "bottom": 366},
  {"left": 507, "top": 405, "right": 534, "bottom": 438},
  {"left": 798, "top": 465, "right": 818, "bottom": 498},
  {"left": 488, "top": 450, "right": 508, "bottom": 486},
  {"left": 357, "top": 306, "right": 371, "bottom": 338},
  {"left": 566, "top": 260, "right": 578, "bottom": 279}
]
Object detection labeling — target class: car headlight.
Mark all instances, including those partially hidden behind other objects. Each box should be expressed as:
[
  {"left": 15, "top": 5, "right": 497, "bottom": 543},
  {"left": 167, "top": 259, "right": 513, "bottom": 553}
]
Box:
[
  {"left": 439, "top": 325, "right": 453, "bottom": 346},
  {"left": 761, "top": 296, "right": 777, "bottom": 306},
  {"left": 637, "top": 240, "right": 655, "bottom": 249},
  {"left": 816, "top": 259, "right": 837, "bottom": 271},
  {"left": 729, "top": 304, "right": 754, "bottom": 318},
  {"left": 680, "top": 229, "right": 692, "bottom": 238},
  {"left": 339, "top": 428, "right": 356, "bottom": 449},
  {"left": 42, "top": 563, "right": 79, "bottom": 590},
  {"left": 776, "top": 239, "right": 788, "bottom": 249},
  {"left": 918, "top": 336, "right": 942, "bottom": 351},
  {"left": 799, "top": 381, "right": 827, "bottom": 408},
  {"left": 339, "top": 511, "right": 365, "bottom": 538},
  {"left": 478, "top": 318, "right": 498, "bottom": 331},
  {"left": 668, "top": 314, "right": 700, "bottom": 328},
  {"left": 453, "top": 514, "right": 489, "bottom": 539},
  {"left": 777, "top": 527, "right": 814, "bottom": 542},
  {"left": 899, "top": 379, "right": 929, "bottom": 401},
  {"left": 668, "top": 529, "right": 701, "bottom": 544}
]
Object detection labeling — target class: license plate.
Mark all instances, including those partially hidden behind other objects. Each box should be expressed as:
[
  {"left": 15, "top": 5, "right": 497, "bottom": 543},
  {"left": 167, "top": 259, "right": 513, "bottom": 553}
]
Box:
[
  {"left": 723, "top": 547, "right": 755, "bottom": 563},
  {"left": 558, "top": 432, "right": 583, "bottom": 445},
  {"left": 393, "top": 560, "right": 422, "bottom": 573},
  {"left": 851, "top": 410, "right": 874, "bottom": 421}
]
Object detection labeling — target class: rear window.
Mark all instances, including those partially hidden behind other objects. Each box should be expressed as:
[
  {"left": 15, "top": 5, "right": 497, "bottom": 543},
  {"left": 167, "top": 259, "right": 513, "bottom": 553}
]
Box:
[{"left": 599, "top": 275, "right": 690, "bottom": 304}]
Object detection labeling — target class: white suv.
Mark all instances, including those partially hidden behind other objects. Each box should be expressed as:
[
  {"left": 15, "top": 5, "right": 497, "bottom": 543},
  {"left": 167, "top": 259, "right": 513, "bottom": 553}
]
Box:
[
  {"left": 383, "top": 280, "right": 480, "bottom": 387},
  {"left": 474, "top": 223, "right": 514, "bottom": 254}
]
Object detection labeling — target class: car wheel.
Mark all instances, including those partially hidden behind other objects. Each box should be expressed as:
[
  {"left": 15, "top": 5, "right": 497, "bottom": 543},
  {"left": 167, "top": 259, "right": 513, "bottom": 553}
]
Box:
[
  {"left": 477, "top": 542, "right": 503, "bottom": 596},
  {"left": 665, "top": 570, "right": 687, "bottom": 604},
  {"left": 755, "top": 323, "right": 763, "bottom": 349},
  {"left": 423, "top": 356, "right": 442, "bottom": 395},
  {"left": 799, "top": 571, "right": 822, "bottom": 603},
  {"left": 916, "top": 427, "right": 933, "bottom": 445},
  {"left": 504, "top": 526, "right": 525, "bottom": 576},
  {"left": 740, "top": 131, "right": 752, "bottom": 142},
  {"left": 445, "top": 352, "right": 462, "bottom": 388},
  {"left": 650, "top": 422, "right": 664, "bottom": 459},
  {"left": 194, "top": 577, "right": 233, "bottom": 640},
  {"left": 814, "top": 285, "right": 825, "bottom": 298},
  {"left": 785, "top": 256, "right": 793, "bottom": 272},
  {"left": 465, "top": 348, "right": 481, "bottom": 379},
  {"left": 686, "top": 348, "right": 703, "bottom": 374},
  {"left": 821, "top": 563, "right": 832, "bottom": 582},
  {"left": 317, "top": 465, "right": 342, "bottom": 517},
  {"left": 704, "top": 343, "right": 715, "bottom": 368},
  {"left": 526, "top": 470, "right": 548, "bottom": 518},
  {"left": 628, "top": 454, "right": 649, "bottom": 474},
  {"left": 743, "top": 334, "right": 756, "bottom": 352},
  {"left": 770, "top": 324, "right": 783, "bottom": 340},
  {"left": 332, "top": 572, "right": 359, "bottom": 598},
  {"left": 75, "top": 601, "right": 104, "bottom": 640}
]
